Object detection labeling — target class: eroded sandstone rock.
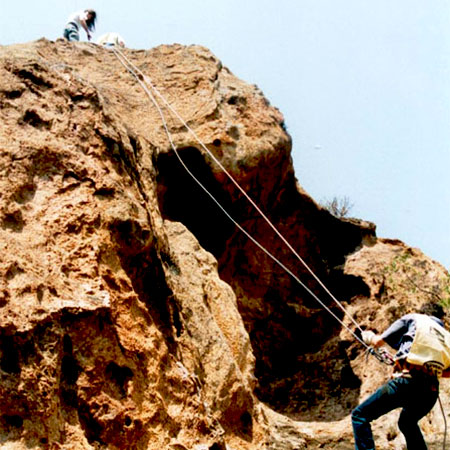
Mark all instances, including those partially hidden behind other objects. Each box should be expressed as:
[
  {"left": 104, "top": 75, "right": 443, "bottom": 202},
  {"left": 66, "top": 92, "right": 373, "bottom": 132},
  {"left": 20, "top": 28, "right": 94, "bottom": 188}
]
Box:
[{"left": 0, "top": 39, "right": 448, "bottom": 449}]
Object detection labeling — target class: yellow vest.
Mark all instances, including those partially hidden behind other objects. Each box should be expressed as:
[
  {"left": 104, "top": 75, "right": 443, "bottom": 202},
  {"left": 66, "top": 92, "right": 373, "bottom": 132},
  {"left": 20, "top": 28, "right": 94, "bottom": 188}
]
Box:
[{"left": 406, "top": 314, "right": 450, "bottom": 377}]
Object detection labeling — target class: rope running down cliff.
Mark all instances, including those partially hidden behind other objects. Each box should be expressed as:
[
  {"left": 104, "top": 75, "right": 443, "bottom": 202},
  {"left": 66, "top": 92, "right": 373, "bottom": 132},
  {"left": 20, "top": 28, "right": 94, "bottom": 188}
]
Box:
[{"left": 111, "top": 47, "right": 371, "bottom": 351}]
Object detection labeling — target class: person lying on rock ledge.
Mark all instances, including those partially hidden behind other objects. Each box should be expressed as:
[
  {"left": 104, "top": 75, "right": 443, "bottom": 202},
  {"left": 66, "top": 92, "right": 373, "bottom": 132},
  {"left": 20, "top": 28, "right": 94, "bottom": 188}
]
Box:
[
  {"left": 352, "top": 302, "right": 450, "bottom": 450},
  {"left": 96, "top": 32, "right": 126, "bottom": 48}
]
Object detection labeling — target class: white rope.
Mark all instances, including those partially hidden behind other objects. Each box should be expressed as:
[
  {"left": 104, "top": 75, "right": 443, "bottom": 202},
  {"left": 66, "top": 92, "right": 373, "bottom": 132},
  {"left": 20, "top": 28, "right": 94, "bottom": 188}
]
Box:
[
  {"left": 111, "top": 47, "right": 370, "bottom": 350},
  {"left": 438, "top": 395, "right": 447, "bottom": 450}
]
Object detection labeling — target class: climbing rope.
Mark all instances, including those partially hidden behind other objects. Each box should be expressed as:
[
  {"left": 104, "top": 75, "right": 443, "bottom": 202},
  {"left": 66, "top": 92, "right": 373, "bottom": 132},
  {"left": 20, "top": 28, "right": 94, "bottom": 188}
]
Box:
[
  {"left": 438, "top": 396, "right": 447, "bottom": 450},
  {"left": 110, "top": 47, "right": 375, "bottom": 352}
]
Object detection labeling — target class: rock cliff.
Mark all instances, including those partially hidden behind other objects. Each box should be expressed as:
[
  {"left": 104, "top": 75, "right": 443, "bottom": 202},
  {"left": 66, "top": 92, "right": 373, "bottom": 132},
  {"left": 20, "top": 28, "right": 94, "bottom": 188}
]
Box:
[{"left": 0, "top": 39, "right": 449, "bottom": 449}]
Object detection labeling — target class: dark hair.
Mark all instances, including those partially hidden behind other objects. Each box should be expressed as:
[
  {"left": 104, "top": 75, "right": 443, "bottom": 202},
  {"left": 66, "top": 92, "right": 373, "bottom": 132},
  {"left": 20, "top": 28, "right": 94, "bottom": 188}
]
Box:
[
  {"left": 85, "top": 9, "right": 97, "bottom": 31},
  {"left": 419, "top": 302, "right": 445, "bottom": 319}
]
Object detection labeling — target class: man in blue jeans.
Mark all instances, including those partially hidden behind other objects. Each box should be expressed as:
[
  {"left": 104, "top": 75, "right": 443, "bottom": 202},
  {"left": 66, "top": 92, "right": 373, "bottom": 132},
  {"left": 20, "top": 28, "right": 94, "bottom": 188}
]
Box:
[{"left": 352, "top": 303, "right": 450, "bottom": 450}]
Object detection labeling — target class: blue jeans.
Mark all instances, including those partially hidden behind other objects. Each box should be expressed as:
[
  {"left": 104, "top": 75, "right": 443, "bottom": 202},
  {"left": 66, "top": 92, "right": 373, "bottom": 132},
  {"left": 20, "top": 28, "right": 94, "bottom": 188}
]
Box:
[
  {"left": 63, "top": 23, "right": 80, "bottom": 42},
  {"left": 352, "top": 375, "right": 439, "bottom": 449}
]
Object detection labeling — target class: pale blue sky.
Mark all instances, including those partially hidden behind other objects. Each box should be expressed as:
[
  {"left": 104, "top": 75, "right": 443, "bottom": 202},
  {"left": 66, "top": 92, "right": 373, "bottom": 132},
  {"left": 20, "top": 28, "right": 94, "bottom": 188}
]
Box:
[{"left": 1, "top": 1, "right": 449, "bottom": 269}]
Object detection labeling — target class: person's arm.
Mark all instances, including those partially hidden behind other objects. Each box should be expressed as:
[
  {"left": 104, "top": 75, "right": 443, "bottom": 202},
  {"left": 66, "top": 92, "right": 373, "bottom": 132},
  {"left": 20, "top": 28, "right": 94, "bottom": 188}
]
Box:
[
  {"left": 379, "top": 316, "right": 411, "bottom": 350},
  {"left": 79, "top": 12, "right": 91, "bottom": 40},
  {"left": 80, "top": 21, "right": 91, "bottom": 40},
  {"left": 441, "top": 368, "right": 450, "bottom": 378},
  {"left": 362, "top": 315, "right": 411, "bottom": 349}
]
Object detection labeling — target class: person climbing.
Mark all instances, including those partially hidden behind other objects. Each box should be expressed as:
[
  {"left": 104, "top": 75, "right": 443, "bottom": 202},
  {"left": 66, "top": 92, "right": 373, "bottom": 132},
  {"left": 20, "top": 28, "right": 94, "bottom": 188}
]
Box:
[
  {"left": 63, "top": 9, "right": 97, "bottom": 42},
  {"left": 352, "top": 302, "right": 450, "bottom": 450},
  {"left": 96, "top": 32, "right": 126, "bottom": 48}
]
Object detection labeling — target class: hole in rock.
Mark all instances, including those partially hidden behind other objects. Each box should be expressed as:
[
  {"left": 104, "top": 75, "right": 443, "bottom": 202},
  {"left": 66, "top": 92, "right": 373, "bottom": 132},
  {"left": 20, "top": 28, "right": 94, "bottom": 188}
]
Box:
[
  {"left": 0, "top": 336, "right": 20, "bottom": 374},
  {"left": 240, "top": 411, "right": 253, "bottom": 438},
  {"left": 61, "top": 335, "right": 80, "bottom": 408},
  {"left": 124, "top": 416, "right": 132, "bottom": 427},
  {"left": 78, "top": 404, "right": 104, "bottom": 445},
  {"left": 105, "top": 362, "right": 133, "bottom": 397},
  {"left": 209, "top": 443, "right": 226, "bottom": 450},
  {"left": 5, "top": 263, "right": 24, "bottom": 281},
  {"left": 6, "top": 90, "right": 22, "bottom": 99},
  {"left": 13, "top": 183, "right": 36, "bottom": 204},
  {"left": 21, "top": 109, "right": 51, "bottom": 129},
  {"left": 1, "top": 210, "right": 24, "bottom": 232},
  {"left": 14, "top": 67, "right": 53, "bottom": 89},
  {"left": 61, "top": 355, "right": 80, "bottom": 385},
  {"left": 156, "top": 147, "right": 235, "bottom": 255},
  {"left": 4, "top": 415, "right": 23, "bottom": 428},
  {"left": 61, "top": 335, "right": 80, "bottom": 385}
]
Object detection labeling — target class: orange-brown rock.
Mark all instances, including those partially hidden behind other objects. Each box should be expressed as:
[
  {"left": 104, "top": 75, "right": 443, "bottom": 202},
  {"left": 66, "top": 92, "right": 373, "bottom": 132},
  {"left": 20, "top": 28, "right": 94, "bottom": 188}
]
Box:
[{"left": 0, "top": 38, "right": 449, "bottom": 449}]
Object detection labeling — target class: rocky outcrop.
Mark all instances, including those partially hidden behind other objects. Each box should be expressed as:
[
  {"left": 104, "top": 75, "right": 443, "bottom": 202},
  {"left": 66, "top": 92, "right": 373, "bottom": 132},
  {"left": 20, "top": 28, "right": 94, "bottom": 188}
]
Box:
[{"left": 0, "top": 39, "right": 448, "bottom": 449}]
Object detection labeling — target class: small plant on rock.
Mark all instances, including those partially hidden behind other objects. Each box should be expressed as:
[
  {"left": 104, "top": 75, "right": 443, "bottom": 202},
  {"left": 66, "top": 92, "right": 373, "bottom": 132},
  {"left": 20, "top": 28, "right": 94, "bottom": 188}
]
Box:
[{"left": 322, "top": 196, "right": 354, "bottom": 218}]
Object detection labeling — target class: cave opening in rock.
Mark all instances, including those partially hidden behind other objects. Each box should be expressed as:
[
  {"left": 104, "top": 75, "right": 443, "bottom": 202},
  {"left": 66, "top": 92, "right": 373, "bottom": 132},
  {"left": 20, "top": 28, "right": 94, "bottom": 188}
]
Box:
[
  {"left": 249, "top": 271, "right": 368, "bottom": 421},
  {"left": 155, "top": 146, "right": 367, "bottom": 422},
  {"left": 156, "top": 147, "right": 235, "bottom": 255}
]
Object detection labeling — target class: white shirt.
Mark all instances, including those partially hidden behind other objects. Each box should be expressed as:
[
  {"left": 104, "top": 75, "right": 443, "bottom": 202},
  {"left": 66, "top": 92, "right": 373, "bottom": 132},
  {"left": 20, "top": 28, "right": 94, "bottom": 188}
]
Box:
[{"left": 67, "top": 10, "right": 89, "bottom": 28}]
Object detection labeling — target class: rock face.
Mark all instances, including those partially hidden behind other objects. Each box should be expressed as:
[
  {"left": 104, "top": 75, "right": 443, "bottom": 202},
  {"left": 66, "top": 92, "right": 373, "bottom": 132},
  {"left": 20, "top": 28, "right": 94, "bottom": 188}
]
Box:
[{"left": 0, "top": 39, "right": 449, "bottom": 449}]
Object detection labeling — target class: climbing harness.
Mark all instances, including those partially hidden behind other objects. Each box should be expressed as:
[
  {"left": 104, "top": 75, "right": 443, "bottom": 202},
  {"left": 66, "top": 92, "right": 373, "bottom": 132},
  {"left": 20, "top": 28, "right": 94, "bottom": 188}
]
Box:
[{"left": 110, "top": 47, "right": 448, "bottom": 449}]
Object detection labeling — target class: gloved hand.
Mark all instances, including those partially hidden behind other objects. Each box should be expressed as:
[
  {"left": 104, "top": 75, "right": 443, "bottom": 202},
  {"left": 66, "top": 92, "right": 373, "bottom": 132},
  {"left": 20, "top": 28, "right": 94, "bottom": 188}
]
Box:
[{"left": 361, "top": 330, "right": 377, "bottom": 345}]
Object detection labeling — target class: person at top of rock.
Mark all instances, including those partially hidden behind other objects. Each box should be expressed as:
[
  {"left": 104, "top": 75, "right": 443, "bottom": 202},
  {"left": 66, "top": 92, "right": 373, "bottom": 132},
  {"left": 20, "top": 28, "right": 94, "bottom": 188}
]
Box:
[
  {"left": 352, "top": 302, "right": 450, "bottom": 450},
  {"left": 96, "top": 32, "right": 126, "bottom": 48},
  {"left": 63, "top": 9, "right": 97, "bottom": 42}
]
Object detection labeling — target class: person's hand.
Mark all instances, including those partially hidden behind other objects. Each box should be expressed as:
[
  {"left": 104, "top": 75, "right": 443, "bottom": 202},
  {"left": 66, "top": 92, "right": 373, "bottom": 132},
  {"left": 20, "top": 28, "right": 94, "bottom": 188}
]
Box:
[
  {"left": 87, "top": 33, "right": 92, "bottom": 41},
  {"left": 362, "top": 330, "right": 384, "bottom": 347},
  {"left": 362, "top": 330, "right": 376, "bottom": 345}
]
